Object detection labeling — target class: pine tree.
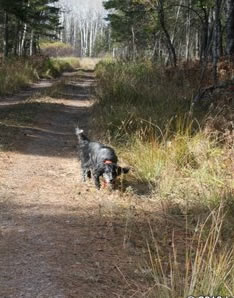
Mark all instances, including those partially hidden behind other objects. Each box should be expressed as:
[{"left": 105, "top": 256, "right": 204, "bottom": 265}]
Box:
[
  {"left": 104, "top": 0, "right": 156, "bottom": 59},
  {"left": 0, "top": 0, "right": 61, "bottom": 56}
]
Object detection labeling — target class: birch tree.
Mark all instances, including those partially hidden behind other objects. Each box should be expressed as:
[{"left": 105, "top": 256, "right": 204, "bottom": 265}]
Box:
[{"left": 60, "top": 7, "right": 108, "bottom": 57}]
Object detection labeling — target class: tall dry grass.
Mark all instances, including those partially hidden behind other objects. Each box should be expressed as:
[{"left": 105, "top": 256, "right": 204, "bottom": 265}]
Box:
[
  {"left": 40, "top": 41, "right": 74, "bottom": 57},
  {"left": 0, "top": 56, "right": 81, "bottom": 95},
  {"left": 94, "top": 60, "right": 234, "bottom": 295},
  {"left": 94, "top": 60, "right": 233, "bottom": 205},
  {"left": 79, "top": 57, "right": 101, "bottom": 70},
  {"left": 145, "top": 204, "right": 234, "bottom": 297},
  {"left": 95, "top": 61, "right": 198, "bottom": 140},
  {"left": 0, "top": 58, "right": 38, "bottom": 95}
]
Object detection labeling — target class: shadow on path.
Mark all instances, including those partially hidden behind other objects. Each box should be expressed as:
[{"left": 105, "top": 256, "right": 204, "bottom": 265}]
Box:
[
  {"left": 0, "top": 71, "right": 95, "bottom": 158},
  {"left": 0, "top": 196, "right": 149, "bottom": 297}
]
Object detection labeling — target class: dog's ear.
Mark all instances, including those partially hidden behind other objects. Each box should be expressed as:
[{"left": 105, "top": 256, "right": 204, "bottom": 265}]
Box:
[{"left": 117, "top": 166, "right": 130, "bottom": 176}]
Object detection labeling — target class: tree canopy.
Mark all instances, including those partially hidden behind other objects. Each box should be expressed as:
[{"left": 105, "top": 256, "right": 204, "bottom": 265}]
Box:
[
  {"left": 0, "top": 0, "right": 61, "bottom": 56},
  {"left": 104, "top": 0, "right": 234, "bottom": 64}
]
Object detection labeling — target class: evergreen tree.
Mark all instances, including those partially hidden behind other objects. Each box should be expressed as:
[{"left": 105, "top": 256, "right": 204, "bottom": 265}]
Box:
[
  {"left": 104, "top": 0, "right": 234, "bottom": 65},
  {"left": 104, "top": 0, "right": 156, "bottom": 59},
  {"left": 0, "top": 0, "right": 61, "bottom": 56}
]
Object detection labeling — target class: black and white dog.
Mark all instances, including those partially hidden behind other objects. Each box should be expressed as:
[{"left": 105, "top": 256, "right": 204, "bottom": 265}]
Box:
[{"left": 75, "top": 127, "right": 129, "bottom": 189}]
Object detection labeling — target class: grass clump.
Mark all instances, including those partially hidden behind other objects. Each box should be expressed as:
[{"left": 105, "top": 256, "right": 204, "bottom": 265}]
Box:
[
  {"left": 122, "top": 132, "right": 233, "bottom": 205},
  {"left": 79, "top": 57, "right": 101, "bottom": 70},
  {"left": 0, "top": 58, "right": 38, "bottom": 95},
  {"left": 40, "top": 41, "right": 74, "bottom": 57},
  {"left": 41, "top": 57, "right": 80, "bottom": 78},
  {"left": 145, "top": 204, "right": 234, "bottom": 298},
  {"left": 0, "top": 56, "right": 80, "bottom": 95}
]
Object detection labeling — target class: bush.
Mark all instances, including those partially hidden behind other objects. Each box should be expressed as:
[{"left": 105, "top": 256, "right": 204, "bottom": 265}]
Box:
[
  {"left": 0, "top": 56, "right": 80, "bottom": 95},
  {"left": 0, "top": 58, "right": 38, "bottom": 95},
  {"left": 39, "top": 57, "right": 80, "bottom": 78},
  {"left": 40, "top": 41, "right": 75, "bottom": 57}
]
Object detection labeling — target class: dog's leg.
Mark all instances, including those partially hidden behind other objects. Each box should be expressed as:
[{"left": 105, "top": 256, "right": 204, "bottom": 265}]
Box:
[
  {"left": 82, "top": 169, "right": 92, "bottom": 182},
  {"left": 87, "top": 170, "right": 91, "bottom": 179},
  {"left": 82, "top": 169, "right": 87, "bottom": 182},
  {"left": 93, "top": 174, "right": 101, "bottom": 189}
]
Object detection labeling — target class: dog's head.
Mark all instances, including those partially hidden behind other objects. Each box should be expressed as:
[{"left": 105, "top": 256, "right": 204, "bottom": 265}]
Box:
[{"left": 102, "top": 160, "right": 129, "bottom": 186}]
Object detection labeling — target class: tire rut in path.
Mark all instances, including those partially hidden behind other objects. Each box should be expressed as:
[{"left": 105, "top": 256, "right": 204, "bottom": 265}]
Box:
[{"left": 0, "top": 72, "right": 140, "bottom": 298}]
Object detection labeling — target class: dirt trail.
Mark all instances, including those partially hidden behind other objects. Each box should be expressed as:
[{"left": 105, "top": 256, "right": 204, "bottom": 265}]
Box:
[{"left": 0, "top": 72, "right": 144, "bottom": 298}]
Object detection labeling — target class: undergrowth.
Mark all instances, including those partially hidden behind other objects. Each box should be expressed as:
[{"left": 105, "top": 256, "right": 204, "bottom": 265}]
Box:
[
  {"left": 144, "top": 202, "right": 234, "bottom": 297},
  {"left": 40, "top": 40, "right": 74, "bottom": 57},
  {"left": 94, "top": 60, "right": 234, "bottom": 296},
  {"left": 0, "top": 56, "right": 80, "bottom": 95},
  {"left": 0, "top": 58, "right": 38, "bottom": 95},
  {"left": 94, "top": 60, "right": 233, "bottom": 200}
]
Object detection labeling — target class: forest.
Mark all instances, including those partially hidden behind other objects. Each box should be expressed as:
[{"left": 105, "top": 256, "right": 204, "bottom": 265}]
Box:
[
  {"left": 1, "top": 0, "right": 234, "bottom": 63},
  {"left": 0, "top": 0, "right": 233, "bottom": 297}
]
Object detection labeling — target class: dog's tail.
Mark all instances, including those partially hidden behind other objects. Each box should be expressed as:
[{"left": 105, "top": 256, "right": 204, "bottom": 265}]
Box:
[
  {"left": 75, "top": 127, "right": 89, "bottom": 143},
  {"left": 75, "top": 127, "right": 84, "bottom": 136}
]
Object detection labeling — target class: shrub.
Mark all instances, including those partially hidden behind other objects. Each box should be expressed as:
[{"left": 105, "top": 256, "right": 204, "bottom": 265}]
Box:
[
  {"left": 0, "top": 58, "right": 38, "bottom": 95},
  {"left": 40, "top": 41, "right": 74, "bottom": 57},
  {"left": 0, "top": 56, "right": 80, "bottom": 95}
]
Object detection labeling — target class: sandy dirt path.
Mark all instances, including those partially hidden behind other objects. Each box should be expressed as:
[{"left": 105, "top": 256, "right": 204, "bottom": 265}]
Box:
[{"left": 0, "top": 71, "right": 145, "bottom": 298}]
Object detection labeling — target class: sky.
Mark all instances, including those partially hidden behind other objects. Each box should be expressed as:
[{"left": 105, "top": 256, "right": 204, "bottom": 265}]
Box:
[{"left": 59, "top": 0, "right": 106, "bottom": 13}]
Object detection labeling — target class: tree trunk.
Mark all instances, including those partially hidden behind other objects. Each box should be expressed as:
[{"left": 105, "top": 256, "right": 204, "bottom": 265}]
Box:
[
  {"left": 89, "top": 21, "right": 93, "bottom": 57},
  {"left": 3, "top": 12, "right": 9, "bottom": 58},
  {"left": 200, "top": 16, "right": 209, "bottom": 61},
  {"left": 185, "top": 1, "right": 191, "bottom": 61},
  {"left": 195, "top": 30, "right": 199, "bottom": 59},
  {"left": 213, "top": 0, "right": 222, "bottom": 85},
  {"left": 131, "top": 26, "right": 136, "bottom": 61},
  {"left": 226, "top": 0, "right": 234, "bottom": 56},
  {"left": 20, "top": 23, "right": 28, "bottom": 56},
  {"left": 14, "top": 21, "right": 21, "bottom": 55},
  {"left": 158, "top": 0, "right": 177, "bottom": 67},
  {"left": 29, "top": 29, "right": 34, "bottom": 56}
]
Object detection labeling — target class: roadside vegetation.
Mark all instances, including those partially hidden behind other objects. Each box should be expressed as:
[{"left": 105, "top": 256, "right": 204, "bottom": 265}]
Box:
[
  {"left": 0, "top": 56, "right": 81, "bottom": 95},
  {"left": 94, "top": 60, "right": 234, "bottom": 296}
]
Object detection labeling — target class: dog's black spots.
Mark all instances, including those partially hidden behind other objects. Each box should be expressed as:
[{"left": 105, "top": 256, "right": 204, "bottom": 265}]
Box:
[{"left": 75, "top": 127, "right": 129, "bottom": 189}]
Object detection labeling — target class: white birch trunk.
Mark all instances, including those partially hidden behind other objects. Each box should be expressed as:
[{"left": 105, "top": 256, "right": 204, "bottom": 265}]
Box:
[
  {"left": 20, "top": 23, "right": 27, "bottom": 56},
  {"left": 29, "top": 29, "right": 34, "bottom": 56}
]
